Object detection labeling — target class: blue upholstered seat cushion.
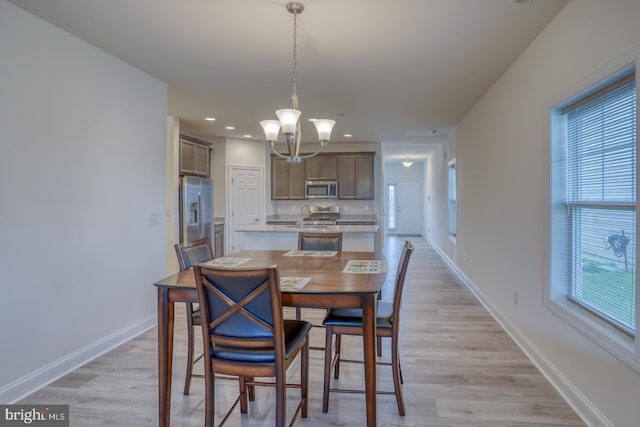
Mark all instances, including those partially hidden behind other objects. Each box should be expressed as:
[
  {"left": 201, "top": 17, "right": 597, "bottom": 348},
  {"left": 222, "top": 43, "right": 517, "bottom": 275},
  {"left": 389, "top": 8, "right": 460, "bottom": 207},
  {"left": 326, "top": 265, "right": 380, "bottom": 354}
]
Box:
[
  {"left": 211, "top": 319, "right": 312, "bottom": 363},
  {"left": 322, "top": 301, "right": 394, "bottom": 329}
]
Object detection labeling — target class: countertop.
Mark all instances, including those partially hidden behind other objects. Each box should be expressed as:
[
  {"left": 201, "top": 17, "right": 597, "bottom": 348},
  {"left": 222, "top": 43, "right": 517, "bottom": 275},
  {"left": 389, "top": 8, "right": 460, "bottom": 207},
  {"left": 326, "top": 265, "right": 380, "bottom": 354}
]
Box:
[
  {"left": 237, "top": 223, "right": 379, "bottom": 233},
  {"left": 266, "top": 214, "right": 377, "bottom": 223}
]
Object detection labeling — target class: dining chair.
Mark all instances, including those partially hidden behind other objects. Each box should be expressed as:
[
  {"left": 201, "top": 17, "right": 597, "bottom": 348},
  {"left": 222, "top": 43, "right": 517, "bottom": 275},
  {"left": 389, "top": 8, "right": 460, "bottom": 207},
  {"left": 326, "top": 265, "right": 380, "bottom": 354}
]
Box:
[
  {"left": 173, "top": 237, "right": 214, "bottom": 395},
  {"left": 193, "top": 264, "right": 312, "bottom": 427},
  {"left": 297, "top": 231, "right": 343, "bottom": 253},
  {"left": 322, "top": 240, "right": 414, "bottom": 415},
  {"left": 296, "top": 232, "right": 343, "bottom": 322}
]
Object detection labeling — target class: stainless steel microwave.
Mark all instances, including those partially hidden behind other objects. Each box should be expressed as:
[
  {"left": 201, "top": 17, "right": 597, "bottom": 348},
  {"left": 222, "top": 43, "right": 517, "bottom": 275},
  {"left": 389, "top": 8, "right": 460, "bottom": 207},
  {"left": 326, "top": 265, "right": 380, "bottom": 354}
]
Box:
[{"left": 305, "top": 180, "right": 338, "bottom": 199}]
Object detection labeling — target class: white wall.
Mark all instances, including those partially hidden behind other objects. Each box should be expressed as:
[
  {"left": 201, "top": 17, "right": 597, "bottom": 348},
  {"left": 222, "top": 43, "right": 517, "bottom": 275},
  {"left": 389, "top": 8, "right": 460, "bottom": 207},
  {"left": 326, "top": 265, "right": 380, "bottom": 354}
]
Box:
[
  {"left": 0, "top": 0, "right": 168, "bottom": 402},
  {"left": 426, "top": 131, "right": 456, "bottom": 252},
  {"left": 385, "top": 162, "right": 424, "bottom": 182},
  {"left": 427, "top": 1, "right": 640, "bottom": 426},
  {"left": 210, "top": 137, "right": 227, "bottom": 219},
  {"left": 166, "top": 116, "right": 180, "bottom": 273}
]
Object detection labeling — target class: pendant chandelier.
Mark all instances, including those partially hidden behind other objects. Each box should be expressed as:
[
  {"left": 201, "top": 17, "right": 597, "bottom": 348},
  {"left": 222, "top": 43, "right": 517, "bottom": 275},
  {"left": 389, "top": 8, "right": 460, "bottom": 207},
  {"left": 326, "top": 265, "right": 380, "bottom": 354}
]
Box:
[
  {"left": 260, "top": 2, "right": 336, "bottom": 164},
  {"left": 402, "top": 157, "right": 413, "bottom": 167}
]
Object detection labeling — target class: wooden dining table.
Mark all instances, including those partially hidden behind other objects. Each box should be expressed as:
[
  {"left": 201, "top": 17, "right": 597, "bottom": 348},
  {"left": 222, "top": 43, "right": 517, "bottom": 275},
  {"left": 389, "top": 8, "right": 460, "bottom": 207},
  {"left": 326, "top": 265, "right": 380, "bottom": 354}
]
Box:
[{"left": 154, "top": 249, "right": 387, "bottom": 427}]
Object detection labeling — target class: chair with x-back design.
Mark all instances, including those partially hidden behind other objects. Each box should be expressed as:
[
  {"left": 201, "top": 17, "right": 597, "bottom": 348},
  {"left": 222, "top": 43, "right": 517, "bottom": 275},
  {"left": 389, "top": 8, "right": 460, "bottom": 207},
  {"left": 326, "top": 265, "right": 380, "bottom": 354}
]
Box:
[{"left": 193, "top": 263, "right": 312, "bottom": 427}]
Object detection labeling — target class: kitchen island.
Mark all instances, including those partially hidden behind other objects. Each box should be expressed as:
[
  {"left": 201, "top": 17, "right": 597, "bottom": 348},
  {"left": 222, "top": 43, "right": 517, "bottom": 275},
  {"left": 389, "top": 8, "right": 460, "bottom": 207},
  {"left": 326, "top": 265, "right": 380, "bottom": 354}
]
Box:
[{"left": 237, "top": 223, "right": 380, "bottom": 252}]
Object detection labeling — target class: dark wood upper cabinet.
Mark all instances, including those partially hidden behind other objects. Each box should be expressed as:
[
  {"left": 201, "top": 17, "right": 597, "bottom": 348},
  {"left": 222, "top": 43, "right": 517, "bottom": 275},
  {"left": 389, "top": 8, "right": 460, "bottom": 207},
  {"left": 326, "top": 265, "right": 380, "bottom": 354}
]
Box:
[
  {"left": 305, "top": 155, "right": 337, "bottom": 180},
  {"left": 355, "top": 155, "right": 374, "bottom": 199},
  {"left": 179, "top": 138, "right": 210, "bottom": 177},
  {"left": 337, "top": 153, "right": 374, "bottom": 200},
  {"left": 289, "top": 161, "right": 305, "bottom": 199},
  {"left": 271, "top": 152, "right": 373, "bottom": 200},
  {"left": 271, "top": 157, "right": 305, "bottom": 200}
]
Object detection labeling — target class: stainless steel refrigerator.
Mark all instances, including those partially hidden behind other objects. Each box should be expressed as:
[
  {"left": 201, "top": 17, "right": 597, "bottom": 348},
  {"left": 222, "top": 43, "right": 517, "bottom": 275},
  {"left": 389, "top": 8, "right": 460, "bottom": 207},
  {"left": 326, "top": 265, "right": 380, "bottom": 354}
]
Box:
[{"left": 179, "top": 176, "right": 214, "bottom": 245}]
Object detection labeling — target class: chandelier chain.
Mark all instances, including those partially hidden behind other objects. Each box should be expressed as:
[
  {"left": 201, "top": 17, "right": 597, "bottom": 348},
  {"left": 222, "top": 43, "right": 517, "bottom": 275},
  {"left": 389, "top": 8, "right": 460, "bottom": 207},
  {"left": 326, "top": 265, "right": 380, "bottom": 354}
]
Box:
[{"left": 292, "top": 10, "right": 297, "bottom": 95}]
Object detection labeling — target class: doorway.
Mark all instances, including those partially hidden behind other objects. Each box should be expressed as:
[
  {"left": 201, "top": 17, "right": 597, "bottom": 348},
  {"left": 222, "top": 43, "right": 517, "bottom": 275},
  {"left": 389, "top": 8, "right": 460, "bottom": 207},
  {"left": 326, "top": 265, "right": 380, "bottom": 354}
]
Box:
[
  {"left": 395, "top": 181, "right": 422, "bottom": 235},
  {"left": 228, "top": 166, "right": 264, "bottom": 253},
  {"left": 387, "top": 183, "right": 397, "bottom": 233}
]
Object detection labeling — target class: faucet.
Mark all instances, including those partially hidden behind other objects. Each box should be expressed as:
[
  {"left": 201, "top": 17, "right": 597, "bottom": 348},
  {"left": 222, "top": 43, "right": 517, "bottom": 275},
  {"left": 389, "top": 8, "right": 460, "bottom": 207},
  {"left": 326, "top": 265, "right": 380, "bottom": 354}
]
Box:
[{"left": 300, "top": 204, "right": 310, "bottom": 229}]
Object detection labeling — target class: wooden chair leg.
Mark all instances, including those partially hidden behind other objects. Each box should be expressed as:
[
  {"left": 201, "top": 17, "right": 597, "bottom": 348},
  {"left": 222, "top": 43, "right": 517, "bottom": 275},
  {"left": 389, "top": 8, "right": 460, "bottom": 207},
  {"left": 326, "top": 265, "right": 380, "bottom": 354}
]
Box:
[
  {"left": 275, "top": 367, "right": 286, "bottom": 427},
  {"left": 333, "top": 334, "right": 341, "bottom": 379},
  {"left": 301, "top": 337, "right": 309, "bottom": 418},
  {"left": 183, "top": 303, "right": 195, "bottom": 395},
  {"left": 247, "top": 377, "right": 255, "bottom": 401},
  {"left": 377, "top": 336, "right": 382, "bottom": 357},
  {"left": 239, "top": 376, "right": 248, "bottom": 413},
  {"left": 322, "top": 326, "right": 333, "bottom": 413},
  {"left": 295, "top": 307, "right": 302, "bottom": 320},
  {"left": 204, "top": 371, "right": 215, "bottom": 427},
  {"left": 391, "top": 336, "right": 406, "bottom": 416}
]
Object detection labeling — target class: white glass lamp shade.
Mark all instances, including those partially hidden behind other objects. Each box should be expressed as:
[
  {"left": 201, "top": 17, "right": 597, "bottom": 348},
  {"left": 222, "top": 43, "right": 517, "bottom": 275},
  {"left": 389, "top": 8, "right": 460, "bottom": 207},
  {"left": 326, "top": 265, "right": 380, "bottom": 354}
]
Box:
[
  {"left": 275, "top": 109, "right": 301, "bottom": 134},
  {"left": 312, "top": 119, "right": 336, "bottom": 142},
  {"left": 260, "top": 120, "right": 281, "bottom": 142}
]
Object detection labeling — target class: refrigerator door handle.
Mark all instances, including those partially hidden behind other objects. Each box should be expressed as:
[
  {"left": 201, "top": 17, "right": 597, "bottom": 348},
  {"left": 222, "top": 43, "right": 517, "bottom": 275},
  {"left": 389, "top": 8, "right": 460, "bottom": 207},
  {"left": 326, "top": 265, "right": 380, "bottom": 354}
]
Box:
[{"left": 198, "top": 192, "right": 204, "bottom": 238}]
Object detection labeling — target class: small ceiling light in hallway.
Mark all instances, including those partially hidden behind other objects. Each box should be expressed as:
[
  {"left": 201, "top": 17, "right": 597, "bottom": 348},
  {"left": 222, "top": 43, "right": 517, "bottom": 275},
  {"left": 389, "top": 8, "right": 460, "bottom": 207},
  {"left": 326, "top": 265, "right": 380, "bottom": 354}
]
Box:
[{"left": 402, "top": 157, "right": 413, "bottom": 168}]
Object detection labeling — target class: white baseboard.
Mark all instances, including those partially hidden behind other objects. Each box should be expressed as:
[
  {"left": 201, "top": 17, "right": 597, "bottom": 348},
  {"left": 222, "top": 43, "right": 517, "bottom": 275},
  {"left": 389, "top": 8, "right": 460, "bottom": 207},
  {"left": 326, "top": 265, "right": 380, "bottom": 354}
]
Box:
[
  {"left": 0, "top": 315, "right": 156, "bottom": 404},
  {"left": 426, "top": 236, "right": 614, "bottom": 427}
]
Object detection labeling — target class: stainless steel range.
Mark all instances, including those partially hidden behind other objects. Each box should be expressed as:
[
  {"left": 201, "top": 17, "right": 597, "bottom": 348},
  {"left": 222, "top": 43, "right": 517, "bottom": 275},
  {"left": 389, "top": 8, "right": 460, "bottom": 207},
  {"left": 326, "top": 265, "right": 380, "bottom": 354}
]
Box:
[{"left": 303, "top": 205, "right": 340, "bottom": 225}]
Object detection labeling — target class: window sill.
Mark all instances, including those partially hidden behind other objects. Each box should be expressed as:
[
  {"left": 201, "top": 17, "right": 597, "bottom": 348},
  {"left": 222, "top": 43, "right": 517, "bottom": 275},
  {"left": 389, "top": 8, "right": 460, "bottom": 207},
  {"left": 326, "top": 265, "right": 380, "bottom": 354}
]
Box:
[{"left": 545, "top": 296, "right": 640, "bottom": 372}]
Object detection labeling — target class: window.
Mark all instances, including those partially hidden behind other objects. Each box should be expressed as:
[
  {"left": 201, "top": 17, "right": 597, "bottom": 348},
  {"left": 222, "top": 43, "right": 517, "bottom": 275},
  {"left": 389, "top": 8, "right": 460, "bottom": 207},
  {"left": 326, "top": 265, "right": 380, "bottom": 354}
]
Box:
[
  {"left": 549, "top": 63, "right": 639, "bottom": 370},
  {"left": 448, "top": 159, "right": 457, "bottom": 241},
  {"left": 387, "top": 184, "right": 396, "bottom": 231}
]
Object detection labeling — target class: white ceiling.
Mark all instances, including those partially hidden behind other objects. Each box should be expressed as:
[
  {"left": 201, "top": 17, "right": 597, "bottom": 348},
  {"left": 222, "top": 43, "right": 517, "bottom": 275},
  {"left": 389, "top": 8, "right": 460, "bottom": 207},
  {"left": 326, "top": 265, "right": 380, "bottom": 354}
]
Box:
[{"left": 8, "top": 0, "right": 568, "bottom": 164}]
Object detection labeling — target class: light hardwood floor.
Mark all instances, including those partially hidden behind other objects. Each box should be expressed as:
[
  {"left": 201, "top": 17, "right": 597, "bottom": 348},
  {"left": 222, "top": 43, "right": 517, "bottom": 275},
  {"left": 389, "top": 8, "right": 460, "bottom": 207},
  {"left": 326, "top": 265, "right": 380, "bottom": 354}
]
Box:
[{"left": 20, "top": 236, "right": 586, "bottom": 426}]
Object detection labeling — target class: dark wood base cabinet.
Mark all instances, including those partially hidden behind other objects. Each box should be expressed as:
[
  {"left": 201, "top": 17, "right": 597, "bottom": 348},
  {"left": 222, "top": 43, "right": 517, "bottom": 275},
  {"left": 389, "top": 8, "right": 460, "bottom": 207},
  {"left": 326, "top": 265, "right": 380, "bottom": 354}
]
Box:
[{"left": 214, "top": 224, "right": 224, "bottom": 257}]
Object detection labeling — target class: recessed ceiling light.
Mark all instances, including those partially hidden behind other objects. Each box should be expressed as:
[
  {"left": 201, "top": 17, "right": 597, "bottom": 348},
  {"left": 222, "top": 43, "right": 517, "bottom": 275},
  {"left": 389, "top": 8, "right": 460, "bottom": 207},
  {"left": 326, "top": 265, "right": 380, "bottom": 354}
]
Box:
[
  {"left": 205, "top": 117, "right": 216, "bottom": 121},
  {"left": 344, "top": 134, "right": 353, "bottom": 138},
  {"left": 225, "top": 126, "right": 235, "bottom": 130},
  {"left": 243, "top": 134, "right": 252, "bottom": 138}
]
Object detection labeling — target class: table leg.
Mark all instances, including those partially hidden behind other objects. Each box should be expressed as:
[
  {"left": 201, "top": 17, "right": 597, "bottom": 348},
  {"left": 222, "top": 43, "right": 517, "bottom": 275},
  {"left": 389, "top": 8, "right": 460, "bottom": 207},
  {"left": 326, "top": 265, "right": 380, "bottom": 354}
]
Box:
[
  {"left": 158, "top": 288, "right": 175, "bottom": 427},
  {"left": 361, "top": 293, "right": 377, "bottom": 427}
]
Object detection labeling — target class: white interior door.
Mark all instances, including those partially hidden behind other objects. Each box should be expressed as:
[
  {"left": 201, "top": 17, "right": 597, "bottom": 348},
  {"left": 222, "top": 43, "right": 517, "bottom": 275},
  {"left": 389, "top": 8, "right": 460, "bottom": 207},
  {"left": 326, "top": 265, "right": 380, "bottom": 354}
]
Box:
[
  {"left": 229, "top": 166, "right": 264, "bottom": 253},
  {"left": 396, "top": 181, "right": 422, "bottom": 235}
]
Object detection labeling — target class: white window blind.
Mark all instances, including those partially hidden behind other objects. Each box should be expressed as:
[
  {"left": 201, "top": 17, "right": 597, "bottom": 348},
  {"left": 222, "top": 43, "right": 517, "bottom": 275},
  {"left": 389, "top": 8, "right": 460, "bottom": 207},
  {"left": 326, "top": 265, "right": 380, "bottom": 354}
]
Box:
[{"left": 562, "top": 72, "right": 637, "bottom": 334}]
